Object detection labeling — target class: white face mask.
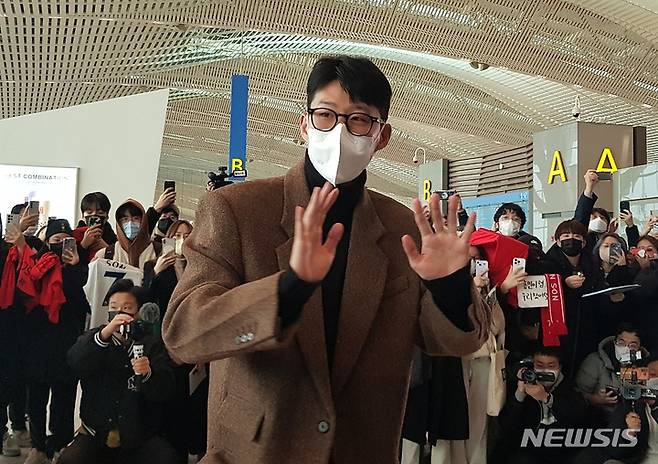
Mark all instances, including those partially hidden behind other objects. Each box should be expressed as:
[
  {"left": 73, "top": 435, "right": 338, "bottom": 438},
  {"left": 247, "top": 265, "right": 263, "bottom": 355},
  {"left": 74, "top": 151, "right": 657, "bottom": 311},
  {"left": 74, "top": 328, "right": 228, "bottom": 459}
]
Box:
[
  {"left": 498, "top": 218, "right": 521, "bottom": 237},
  {"left": 307, "top": 124, "right": 380, "bottom": 186},
  {"left": 589, "top": 217, "right": 608, "bottom": 234},
  {"left": 615, "top": 344, "right": 631, "bottom": 362}
]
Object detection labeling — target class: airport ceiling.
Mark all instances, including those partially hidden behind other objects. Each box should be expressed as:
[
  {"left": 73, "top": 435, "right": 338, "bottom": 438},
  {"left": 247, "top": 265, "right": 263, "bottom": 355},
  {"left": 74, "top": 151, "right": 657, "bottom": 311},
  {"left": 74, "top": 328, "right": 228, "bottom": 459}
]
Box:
[{"left": 2, "top": 0, "right": 658, "bottom": 214}]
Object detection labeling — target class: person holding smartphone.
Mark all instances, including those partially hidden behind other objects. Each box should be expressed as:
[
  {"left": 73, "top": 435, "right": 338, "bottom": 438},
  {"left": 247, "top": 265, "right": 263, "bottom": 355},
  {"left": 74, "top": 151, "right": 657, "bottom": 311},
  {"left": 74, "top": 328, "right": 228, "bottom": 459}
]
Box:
[
  {"left": 0, "top": 207, "right": 43, "bottom": 458},
  {"left": 18, "top": 219, "right": 90, "bottom": 464},
  {"left": 73, "top": 192, "right": 115, "bottom": 265},
  {"left": 574, "top": 170, "right": 616, "bottom": 254},
  {"left": 590, "top": 233, "right": 637, "bottom": 341},
  {"left": 631, "top": 235, "right": 658, "bottom": 352},
  {"left": 146, "top": 184, "right": 178, "bottom": 248},
  {"left": 142, "top": 220, "right": 207, "bottom": 463}
]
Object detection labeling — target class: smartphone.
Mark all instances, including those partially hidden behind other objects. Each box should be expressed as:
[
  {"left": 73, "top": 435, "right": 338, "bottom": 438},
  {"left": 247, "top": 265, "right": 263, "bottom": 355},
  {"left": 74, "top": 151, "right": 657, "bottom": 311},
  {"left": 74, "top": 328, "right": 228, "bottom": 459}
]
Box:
[
  {"left": 512, "top": 257, "right": 526, "bottom": 274},
  {"left": 6, "top": 213, "right": 20, "bottom": 228},
  {"left": 434, "top": 190, "right": 456, "bottom": 200},
  {"left": 27, "top": 200, "right": 40, "bottom": 216},
  {"left": 620, "top": 201, "right": 630, "bottom": 213},
  {"left": 162, "top": 237, "right": 176, "bottom": 255},
  {"left": 175, "top": 237, "right": 184, "bottom": 255},
  {"left": 597, "top": 172, "right": 612, "bottom": 181},
  {"left": 62, "top": 237, "right": 77, "bottom": 256},
  {"left": 475, "top": 259, "right": 489, "bottom": 277},
  {"left": 164, "top": 180, "right": 176, "bottom": 192},
  {"left": 610, "top": 242, "right": 623, "bottom": 262}
]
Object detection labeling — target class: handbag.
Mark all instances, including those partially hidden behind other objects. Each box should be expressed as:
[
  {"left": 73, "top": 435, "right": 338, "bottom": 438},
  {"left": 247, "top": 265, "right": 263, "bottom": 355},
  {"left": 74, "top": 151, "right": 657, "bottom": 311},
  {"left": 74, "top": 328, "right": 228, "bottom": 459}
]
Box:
[{"left": 486, "top": 301, "right": 508, "bottom": 416}]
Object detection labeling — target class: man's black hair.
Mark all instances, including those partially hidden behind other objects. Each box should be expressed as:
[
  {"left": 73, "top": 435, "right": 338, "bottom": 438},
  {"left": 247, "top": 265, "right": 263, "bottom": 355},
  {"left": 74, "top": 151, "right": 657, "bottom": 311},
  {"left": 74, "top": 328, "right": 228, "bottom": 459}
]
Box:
[
  {"left": 616, "top": 322, "right": 642, "bottom": 341},
  {"left": 532, "top": 345, "right": 562, "bottom": 363},
  {"left": 107, "top": 279, "right": 146, "bottom": 307},
  {"left": 10, "top": 203, "right": 27, "bottom": 215},
  {"left": 116, "top": 204, "right": 142, "bottom": 219},
  {"left": 80, "top": 192, "right": 111, "bottom": 214},
  {"left": 493, "top": 202, "right": 526, "bottom": 228},
  {"left": 307, "top": 56, "right": 392, "bottom": 121}
]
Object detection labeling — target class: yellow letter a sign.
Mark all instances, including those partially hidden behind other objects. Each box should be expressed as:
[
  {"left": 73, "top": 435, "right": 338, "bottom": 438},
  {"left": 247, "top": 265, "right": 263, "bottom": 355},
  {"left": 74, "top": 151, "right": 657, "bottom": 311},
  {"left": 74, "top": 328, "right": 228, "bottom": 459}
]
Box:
[
  {"left": 548, "top": 150, "right": 567, "bottom": 184},
  {"left": 596, "top": 147, "right": 618, "bottom": 174}
]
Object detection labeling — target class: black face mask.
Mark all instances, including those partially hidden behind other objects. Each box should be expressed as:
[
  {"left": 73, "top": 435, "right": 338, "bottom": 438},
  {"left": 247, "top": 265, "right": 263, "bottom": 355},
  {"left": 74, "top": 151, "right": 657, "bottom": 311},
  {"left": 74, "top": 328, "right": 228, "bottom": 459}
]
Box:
[
  {"left": 560, "top": 239, "right": 583, "bottom": 257},
  {"left": 157, "top": 218, "right": 174, "bottom": 235},
  {"left": 85, "top": 215, "right": 106, "bottom": 227},
  {"left": 49, "top": 243, "right": 64, "bottom": 258}
]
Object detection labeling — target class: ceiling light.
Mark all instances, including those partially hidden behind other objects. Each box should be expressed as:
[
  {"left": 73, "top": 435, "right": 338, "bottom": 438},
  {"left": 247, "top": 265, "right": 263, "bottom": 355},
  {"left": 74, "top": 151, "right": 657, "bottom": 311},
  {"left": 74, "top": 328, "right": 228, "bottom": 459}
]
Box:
[{"left": 469, "top": 61, "right": 489, "bottom": 71}]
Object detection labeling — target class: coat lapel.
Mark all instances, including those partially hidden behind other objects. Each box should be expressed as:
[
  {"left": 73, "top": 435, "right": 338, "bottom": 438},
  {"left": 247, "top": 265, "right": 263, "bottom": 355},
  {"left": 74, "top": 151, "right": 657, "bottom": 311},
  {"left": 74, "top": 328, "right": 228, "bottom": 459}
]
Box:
[
  {"left": 277, "top": 163, "right": 333, "bottom": 414},
  {"left": 331, "top": 191, "right": 388, "bottom": 396}
]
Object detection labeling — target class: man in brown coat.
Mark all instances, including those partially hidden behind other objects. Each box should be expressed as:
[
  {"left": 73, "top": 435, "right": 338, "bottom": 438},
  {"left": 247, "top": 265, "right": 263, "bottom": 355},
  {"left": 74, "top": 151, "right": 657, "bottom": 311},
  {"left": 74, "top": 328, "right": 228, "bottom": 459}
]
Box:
[{"left": 162, "top": 56, "right": 488, "bottom": 464}]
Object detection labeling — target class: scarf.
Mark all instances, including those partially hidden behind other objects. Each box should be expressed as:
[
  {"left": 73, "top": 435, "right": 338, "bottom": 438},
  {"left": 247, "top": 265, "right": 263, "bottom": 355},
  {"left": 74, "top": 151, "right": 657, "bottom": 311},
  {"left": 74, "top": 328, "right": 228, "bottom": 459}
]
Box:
[{"left": 0, "top": 246, "right": 66, "bottom": 323}]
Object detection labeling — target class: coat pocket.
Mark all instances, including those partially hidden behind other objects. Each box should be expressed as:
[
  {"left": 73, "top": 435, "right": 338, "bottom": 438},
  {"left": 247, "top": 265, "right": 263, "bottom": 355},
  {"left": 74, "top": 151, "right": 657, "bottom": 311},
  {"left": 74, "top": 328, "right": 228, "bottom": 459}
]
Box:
[{"left": 217, "top": 394, "right": 266, "bottom": 443}]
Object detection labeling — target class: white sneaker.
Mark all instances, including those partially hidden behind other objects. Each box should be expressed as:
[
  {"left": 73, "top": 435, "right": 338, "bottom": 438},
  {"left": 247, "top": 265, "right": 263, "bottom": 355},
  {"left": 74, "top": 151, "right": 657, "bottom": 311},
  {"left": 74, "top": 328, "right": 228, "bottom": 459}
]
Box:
[
  {"left": 13, "top": 429, "right": 32, "bottom": 448},
  {"left": 2, "top": 432, "right": 20, "bottom": 457},
  {"left": 24, "top": 448, "right": 50, "bottom": 464}
]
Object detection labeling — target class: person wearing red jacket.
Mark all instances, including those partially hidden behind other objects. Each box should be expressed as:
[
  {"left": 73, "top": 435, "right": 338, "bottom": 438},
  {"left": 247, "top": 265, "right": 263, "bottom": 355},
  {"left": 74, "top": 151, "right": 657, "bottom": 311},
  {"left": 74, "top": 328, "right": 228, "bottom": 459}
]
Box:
[
  {"left": 0, "top": 208, "right": 40, "bottom": 457},
  {"left": 21, "top": 219, "right": 90, "bottom": 464}
]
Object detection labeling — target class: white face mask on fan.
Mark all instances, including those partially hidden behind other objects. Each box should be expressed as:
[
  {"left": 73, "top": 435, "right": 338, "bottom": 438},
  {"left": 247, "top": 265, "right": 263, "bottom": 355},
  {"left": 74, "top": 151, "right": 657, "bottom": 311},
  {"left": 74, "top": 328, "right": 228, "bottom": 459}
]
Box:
[
  {"left": 307, "top": 124, "right": 381, "bottom": 186},
  {"left": 589, "top": 217, "right": 608, "bottom": 234}
]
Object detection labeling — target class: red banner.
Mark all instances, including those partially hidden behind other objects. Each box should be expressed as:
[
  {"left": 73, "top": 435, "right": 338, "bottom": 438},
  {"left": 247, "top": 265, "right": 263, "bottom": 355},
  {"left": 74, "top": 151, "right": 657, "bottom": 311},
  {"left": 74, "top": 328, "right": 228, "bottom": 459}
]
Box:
[{"left": 541, "top": 274, "right": 568, "bottom": 346}]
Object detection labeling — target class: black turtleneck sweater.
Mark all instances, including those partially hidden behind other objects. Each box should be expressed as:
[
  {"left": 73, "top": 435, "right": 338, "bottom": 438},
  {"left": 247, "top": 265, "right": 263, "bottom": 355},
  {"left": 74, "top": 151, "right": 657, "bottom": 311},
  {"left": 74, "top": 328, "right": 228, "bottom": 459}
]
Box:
[{"left": 278, "top": 155, "right": 472, "bottom": 373}]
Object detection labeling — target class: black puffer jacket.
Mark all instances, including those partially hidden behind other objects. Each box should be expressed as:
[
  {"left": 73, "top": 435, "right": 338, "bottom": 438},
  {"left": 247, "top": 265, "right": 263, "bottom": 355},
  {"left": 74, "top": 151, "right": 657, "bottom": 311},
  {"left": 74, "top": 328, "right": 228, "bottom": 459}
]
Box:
[
  {"left": 544, "top": 244, "right": 598, "bottom": 376},
  {"left": 67, "top": 327, "right": 175, "bottom": 450}
]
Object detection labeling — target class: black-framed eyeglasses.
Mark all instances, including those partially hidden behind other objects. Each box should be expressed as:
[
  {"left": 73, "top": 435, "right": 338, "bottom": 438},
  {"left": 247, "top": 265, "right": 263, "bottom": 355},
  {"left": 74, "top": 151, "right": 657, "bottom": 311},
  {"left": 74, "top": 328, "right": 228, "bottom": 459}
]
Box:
[{"left": 307, "top": 107, "right": 382, "bottom": 137}]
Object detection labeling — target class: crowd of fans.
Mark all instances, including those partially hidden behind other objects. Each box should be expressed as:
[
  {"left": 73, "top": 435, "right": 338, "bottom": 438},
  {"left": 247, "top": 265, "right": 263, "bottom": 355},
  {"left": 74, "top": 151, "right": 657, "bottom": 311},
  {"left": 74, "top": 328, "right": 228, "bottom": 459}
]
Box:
[
  {"left": 0, "top": 188, "right": 206, "bottom": 464},
  {"left": 403, "top": 170, "right": 658, "bottom": 464},
  {"left": 1, "top": 167, "right": 658, "bottom": 464}
]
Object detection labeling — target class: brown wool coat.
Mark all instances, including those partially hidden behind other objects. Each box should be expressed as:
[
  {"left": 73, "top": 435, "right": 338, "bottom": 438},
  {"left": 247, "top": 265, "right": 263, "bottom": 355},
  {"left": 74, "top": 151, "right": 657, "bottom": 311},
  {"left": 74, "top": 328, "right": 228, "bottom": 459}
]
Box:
[{"left": 162, "top": 162, "right": 489, "bottom": 464}]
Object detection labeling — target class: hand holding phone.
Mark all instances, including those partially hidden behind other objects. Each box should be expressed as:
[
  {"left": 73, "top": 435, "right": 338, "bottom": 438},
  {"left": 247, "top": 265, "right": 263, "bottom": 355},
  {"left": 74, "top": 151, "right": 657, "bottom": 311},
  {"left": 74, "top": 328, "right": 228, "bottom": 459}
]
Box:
[
  {"left": 27, "top": 201, "right": 40, "bottom": 216},
  {"left": 475, "top": 259, "right": 489, "bottom": 278},
  {"left": 62, "top": 237, "right": 77, "bottom": 255},
  {"left": 162, "top": 238, "right": 176, "bottom": 256},
  {"left": 620, "top": 201, "right": 630, "bottom": 213},
  {"left": 512, "top": 257, "right": 526, "bottom": 274}
]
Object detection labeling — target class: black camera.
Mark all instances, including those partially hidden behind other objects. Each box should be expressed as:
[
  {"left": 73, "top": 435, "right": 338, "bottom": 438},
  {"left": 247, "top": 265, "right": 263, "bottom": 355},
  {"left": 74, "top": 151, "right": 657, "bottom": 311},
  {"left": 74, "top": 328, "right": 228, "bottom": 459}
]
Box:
[
  {"left": 607, "top": 384, "right": 658, "bottom": 402},
  {"left": 516, "top": 359, "right": 557, "bottom": 384},
  {"left": 208, "top": 166, "right": 234, "bottom": 190},
  {"left": 521, "top": 368, "right": 556, "bottom": 385}
]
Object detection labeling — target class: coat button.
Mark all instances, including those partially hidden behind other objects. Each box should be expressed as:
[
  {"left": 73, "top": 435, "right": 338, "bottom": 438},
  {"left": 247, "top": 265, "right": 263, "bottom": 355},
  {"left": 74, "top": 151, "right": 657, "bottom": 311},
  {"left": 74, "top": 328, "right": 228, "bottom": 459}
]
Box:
[
  {"left": 246, "top": 332, "right": 254, "bottom": 341},
  {"left": 318, "top": 421, "right": 330, "bottom": 434}
]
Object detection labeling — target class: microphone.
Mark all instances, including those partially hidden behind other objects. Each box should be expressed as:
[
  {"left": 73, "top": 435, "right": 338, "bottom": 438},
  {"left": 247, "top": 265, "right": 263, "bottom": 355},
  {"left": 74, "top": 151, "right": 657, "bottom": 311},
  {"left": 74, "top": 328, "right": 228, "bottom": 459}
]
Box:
[
  {"left": 138, "top": 302, "right": 160, "bottom": 324},
  {"left": 130, "top": 303, "right": 160, "bottom": 392}
]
